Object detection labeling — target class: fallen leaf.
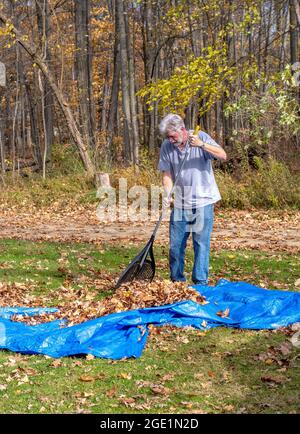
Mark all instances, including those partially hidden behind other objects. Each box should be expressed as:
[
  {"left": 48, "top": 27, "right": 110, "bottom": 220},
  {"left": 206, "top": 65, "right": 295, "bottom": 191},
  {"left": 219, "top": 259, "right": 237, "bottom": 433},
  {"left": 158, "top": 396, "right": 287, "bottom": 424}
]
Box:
[
  {"left": 50, "top": 359, "right": 62, "bottom": 368},
  {"left": 151, "top": 385, "right": 170, "bottom": 396},
  {"left": 119, "top": 372, "right": 132, "bottom": 380},
  {"left": 224, "top": 404, "right": 235, "bottom": 412},
  {"left": 160, "top": 373, "right": 174, "bottom": 382},
  {"left": 200, "top": 381, "right": 212, "bottom": 389},
  {"left": 216, "top": 308, "right": 230, "bottom": 318},
  {"left": 79, "top": 375, "right": 95, "bottom": 382},
  {"left": 180, "top": 401, "right": 193, "bottom": 408},
  {"left": 119, "top": 397, "right": 135, "bottom": 407},
  {"left": 261, "top": 375, "right": 285, "bottom": 385},
  {"left": 106, "top": 386, "right": 117, "bottom": 398},
  {"left": 278, "top": 342, "right": 293, "bottom": 356},
  {"left": 86, "top": 354, "right": 95, "bottom": 360}
]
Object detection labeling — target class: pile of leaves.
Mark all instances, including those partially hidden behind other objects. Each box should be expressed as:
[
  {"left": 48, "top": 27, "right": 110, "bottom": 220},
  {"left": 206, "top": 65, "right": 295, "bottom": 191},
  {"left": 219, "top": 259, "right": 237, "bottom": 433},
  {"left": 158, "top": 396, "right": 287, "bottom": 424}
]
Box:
[{"left": 4, "top": 278, "right": 208, "bottom": 327}]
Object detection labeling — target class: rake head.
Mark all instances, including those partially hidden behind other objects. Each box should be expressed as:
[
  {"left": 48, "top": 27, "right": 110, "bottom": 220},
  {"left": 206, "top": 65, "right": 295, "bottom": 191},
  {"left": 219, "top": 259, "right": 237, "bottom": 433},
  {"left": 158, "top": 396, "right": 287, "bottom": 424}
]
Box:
[{"left": 115, "top": 238, "right": 156, "bottom": 289}]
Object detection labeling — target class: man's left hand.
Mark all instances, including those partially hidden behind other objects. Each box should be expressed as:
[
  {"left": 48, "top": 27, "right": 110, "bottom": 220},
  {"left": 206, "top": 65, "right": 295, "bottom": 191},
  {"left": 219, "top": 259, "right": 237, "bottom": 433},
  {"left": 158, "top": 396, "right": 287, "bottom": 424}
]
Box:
[{"left": 189, "top": 134, "right": 203, "bottom": 147}]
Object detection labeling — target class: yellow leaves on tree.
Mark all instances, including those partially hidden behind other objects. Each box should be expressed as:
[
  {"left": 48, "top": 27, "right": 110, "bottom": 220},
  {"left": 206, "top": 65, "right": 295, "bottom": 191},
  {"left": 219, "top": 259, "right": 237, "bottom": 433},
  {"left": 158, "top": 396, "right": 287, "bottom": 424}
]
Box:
[{"left": 138, "top": 45, "right": 237, "bottom": 115}]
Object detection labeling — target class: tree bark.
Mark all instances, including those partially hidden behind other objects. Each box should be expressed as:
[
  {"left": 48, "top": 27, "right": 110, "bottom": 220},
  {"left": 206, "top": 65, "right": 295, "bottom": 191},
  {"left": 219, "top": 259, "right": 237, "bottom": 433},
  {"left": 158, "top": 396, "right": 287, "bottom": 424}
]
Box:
[
  {"left": 292, "top": 0, "right": 300, "bottom": 26},
  {"left": 100, "top": 61, "right": 111, "bottom": 132},
  {"left": 290, "top": 0, "right": 299, "bottom": 65},
  {"left": 125, "top": 8, "right": 139, "bottom": 165},
  {"left": 36, "top": 0, "right": 54, "bottom": 162},
  {"left": 116, "top": 0, "right": 135, "bottom": 163},
  {"left": 74, "top": 0, "right": 95, "bottom": 151},
  {"left": 141, "top": 0, "right": 156, "bottom": 150},
  {"left": 107, "top": 24, "right": 121, "bottom": 161}
]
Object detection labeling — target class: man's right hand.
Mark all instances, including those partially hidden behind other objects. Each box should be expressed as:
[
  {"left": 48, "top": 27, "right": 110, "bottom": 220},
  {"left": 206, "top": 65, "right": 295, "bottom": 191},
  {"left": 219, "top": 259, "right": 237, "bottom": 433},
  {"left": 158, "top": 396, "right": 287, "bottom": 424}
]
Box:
[{"left": 163, "top": 196, "right": 174, "bottom": 208}]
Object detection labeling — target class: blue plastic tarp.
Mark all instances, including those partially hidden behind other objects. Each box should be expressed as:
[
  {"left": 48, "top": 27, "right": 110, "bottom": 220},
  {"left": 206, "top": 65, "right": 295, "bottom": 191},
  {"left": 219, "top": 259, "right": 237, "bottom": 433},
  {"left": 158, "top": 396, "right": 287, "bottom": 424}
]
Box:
[{"left": 0, "top": 279, "right": 300, "bottom": 359}]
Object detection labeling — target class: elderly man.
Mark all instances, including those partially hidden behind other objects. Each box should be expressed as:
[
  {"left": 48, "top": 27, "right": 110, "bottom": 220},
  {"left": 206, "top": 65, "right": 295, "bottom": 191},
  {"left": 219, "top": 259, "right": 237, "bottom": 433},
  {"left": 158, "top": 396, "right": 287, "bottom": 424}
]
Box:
[{"left": 158, "top": 113, "right": 227, "bottom": 285}]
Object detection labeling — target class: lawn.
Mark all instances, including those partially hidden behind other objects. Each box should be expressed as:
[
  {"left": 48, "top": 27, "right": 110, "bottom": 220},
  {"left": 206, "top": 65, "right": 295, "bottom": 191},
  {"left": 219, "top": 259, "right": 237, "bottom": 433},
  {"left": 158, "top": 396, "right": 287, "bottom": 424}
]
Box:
[{"left": 0, "top": 238, "right": 299, "bottom": 414}]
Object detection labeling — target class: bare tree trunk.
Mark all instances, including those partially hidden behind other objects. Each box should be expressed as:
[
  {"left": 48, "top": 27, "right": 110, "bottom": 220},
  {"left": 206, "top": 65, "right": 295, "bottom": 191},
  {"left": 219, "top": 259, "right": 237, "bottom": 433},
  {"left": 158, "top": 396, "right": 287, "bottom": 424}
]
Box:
[
  {"left": 280, "top": 6, "right": 290, "bottom": 69},
  {"left": 12, "top": 45, "right": 21, "bottom": 179},
  {"left": 0, "top": 127, "right": 5, "bottom": 173},
  {"left": 100, "top": 61, "right": 111, "bottom": 132},
  {"left": 141, "top": 0, "right": 156, "bottom": 150},
  {"left": 36, "top": 0, "right": 54, "bottom": 164},
  {"left": 214, "top": 100, "right": 221, "bottom": 143},
  {"left": 23, "top": 78, "right": 42, "bottom": 167},
  {"left": 107, "top": 25, "right": 121, "bottom": 162},
  {"left": 292, "top": 0, "right": 300, "bottom": 26},
  {"left": 116, "top": 0, "right": 134, "bottom": 163},
  {"left": 74, "top": 0, "right": 95, "bottom": 151},
  {"left": 125, "top": 8, "right": 139, "bottom": 165},
  {"left": 290, "top": 0, "right": 299, "bottom": 64}
]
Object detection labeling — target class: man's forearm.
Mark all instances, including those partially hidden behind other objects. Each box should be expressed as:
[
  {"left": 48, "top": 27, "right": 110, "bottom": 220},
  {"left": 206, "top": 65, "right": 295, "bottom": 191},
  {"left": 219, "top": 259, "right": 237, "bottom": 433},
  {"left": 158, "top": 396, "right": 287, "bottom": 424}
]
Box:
[
  {"left": 162, "top": 172, "right": 173, "bottom": 196},
  {"left": 190, "top": 134, "right": 227, "bottom": 161},
  {"left": 200, "top": 141, "right": 227, "bottom": 161}
]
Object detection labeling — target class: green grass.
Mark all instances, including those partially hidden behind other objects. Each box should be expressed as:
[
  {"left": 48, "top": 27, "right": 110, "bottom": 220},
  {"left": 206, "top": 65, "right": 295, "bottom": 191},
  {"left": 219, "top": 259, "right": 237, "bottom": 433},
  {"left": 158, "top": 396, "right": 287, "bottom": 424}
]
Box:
[
  {"left": 1, "top": 239, "right": 299, "bottom": 292},
  {"left": 0, "top": 238, "right": 299, "bottom": 414}
]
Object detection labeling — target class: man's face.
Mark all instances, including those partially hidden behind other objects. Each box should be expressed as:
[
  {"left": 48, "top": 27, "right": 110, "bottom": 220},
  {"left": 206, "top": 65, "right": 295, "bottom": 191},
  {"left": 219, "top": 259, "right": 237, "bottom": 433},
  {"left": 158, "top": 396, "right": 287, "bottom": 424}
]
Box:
[{"left": 167, "top": 128, "right": 188, "bottom": 146}]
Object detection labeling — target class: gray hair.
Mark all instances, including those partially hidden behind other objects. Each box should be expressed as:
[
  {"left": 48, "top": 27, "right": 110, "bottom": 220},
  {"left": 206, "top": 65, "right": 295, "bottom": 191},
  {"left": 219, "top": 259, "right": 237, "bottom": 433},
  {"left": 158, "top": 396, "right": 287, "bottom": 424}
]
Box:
[{"left": 159, "top": 114, "right": 185, "bottom": 137}]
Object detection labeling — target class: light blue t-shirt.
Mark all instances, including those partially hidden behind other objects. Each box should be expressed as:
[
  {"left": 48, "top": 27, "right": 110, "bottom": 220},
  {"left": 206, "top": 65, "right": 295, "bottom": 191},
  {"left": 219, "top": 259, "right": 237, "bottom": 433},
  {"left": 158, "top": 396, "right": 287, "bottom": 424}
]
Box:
[{"left": 157, "top": 131, "right": 222, "bottom": 209}]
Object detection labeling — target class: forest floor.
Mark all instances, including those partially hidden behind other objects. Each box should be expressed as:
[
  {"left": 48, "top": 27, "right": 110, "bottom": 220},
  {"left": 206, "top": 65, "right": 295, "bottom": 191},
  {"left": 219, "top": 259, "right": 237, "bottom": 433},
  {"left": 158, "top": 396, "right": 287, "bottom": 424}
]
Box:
[{"left": 0, "top": 206, "right": 299, "bottom": 253}]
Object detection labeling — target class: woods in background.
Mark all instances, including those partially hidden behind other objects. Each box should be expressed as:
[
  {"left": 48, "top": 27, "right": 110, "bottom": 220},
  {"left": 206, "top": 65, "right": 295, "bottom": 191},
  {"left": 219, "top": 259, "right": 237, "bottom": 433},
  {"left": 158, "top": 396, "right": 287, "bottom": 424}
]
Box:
[{"left": 0, "top": 0, "right": 299, "bottom": 179}]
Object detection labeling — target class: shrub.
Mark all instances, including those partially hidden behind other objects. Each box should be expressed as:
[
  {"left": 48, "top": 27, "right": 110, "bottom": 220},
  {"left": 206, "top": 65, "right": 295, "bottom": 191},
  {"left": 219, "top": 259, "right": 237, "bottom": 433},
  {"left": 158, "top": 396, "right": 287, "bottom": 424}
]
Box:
[{"left": 216, "top": 157, "right": 300, "bottom": 209}]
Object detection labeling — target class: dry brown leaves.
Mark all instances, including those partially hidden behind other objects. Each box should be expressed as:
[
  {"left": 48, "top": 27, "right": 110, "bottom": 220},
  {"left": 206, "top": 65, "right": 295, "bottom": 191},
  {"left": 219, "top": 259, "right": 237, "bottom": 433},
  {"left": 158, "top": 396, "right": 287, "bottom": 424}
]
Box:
[
  {"left": 0, "top": 281, "right": 41, "bottom": 307},
  {"left": 0, "top": 208, "right": 299, "bottom": 252},
  {"left": 5, "top": 277, "right": 207, "bottom": 327}
]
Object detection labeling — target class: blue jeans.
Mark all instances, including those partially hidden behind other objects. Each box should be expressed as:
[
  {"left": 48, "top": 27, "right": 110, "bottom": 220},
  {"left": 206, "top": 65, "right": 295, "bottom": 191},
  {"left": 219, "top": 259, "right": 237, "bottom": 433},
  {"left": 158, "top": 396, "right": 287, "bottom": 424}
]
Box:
[{"left": 169, "top": 204, "right": 214, "bottom": 285}]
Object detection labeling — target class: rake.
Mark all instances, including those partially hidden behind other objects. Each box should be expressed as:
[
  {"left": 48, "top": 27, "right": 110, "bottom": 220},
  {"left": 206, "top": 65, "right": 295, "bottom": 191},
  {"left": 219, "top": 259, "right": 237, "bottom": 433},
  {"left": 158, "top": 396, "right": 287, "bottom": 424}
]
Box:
[{"left": 114, "top": 126, "right": 200, "bottom": 289}]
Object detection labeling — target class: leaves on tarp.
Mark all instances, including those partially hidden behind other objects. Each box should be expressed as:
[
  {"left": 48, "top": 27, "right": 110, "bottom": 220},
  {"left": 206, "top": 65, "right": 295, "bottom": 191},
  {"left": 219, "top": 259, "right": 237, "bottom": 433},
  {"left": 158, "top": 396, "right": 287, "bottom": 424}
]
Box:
[
  {"left": 4, "top": 277, "right": 208, "bottom": 327},
  {"left": 216, "top": 308, "right": 230, "bottom": 318}
]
